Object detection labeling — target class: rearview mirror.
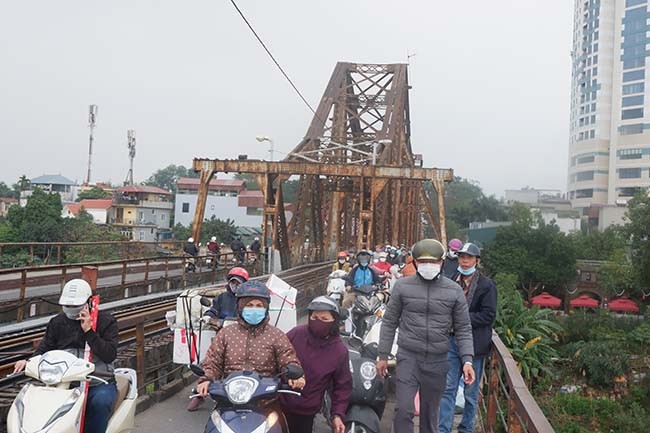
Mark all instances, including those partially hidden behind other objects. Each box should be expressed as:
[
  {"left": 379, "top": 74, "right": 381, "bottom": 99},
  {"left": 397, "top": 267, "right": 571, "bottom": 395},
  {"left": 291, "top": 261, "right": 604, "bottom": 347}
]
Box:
[
  {"left": 200, "top": 297, "right": 212, "bottom": 307},
  {"left": 189, "top": 364, "right": 205, "bottom": 376},
  {"left": 339, "top": 309, "right": 349, "bottom": 321}
]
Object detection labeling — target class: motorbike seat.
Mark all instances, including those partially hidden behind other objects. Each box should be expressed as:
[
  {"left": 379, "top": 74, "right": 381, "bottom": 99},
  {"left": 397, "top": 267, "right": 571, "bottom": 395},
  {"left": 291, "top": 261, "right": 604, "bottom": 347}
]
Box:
[{"left": 112, "top": 375, "right": 131, "bottom": 413}]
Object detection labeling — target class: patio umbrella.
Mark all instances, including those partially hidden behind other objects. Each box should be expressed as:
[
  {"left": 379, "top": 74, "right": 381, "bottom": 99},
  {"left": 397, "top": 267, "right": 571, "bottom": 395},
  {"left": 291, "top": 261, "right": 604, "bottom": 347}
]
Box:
[
  {"left": 607, "top": 297, "right": 640, "bottom": 313},
  {"left": 570, "top": 294, "right": 599, "bottom": 309},
  {"left": 530, "top": 292, "right": 562, "bottom": 309}
]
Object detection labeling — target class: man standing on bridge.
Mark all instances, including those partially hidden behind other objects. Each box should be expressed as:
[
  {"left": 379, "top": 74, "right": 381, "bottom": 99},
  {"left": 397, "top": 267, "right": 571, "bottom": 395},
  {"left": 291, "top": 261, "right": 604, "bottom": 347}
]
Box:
[{"left": 376, "top": 239, "right": 475, "bottom": 433}]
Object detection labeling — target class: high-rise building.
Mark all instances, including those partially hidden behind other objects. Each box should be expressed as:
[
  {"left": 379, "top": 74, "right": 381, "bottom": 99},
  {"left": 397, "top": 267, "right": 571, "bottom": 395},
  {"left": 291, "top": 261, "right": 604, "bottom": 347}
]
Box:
[{"left": 568, "top": 0, "right": 650, "bottom": 224}]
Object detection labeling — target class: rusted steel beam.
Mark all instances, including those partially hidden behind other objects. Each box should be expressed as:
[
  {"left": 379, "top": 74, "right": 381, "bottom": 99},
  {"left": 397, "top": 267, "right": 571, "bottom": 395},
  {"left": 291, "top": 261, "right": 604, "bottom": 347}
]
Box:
[
  {"left": 81, "top": 266, "right": 98, "bottom": 292},
  {"left": 193, "top": 159, "right": 452, "bottom": 182},
  {"left": 191, "top": 168, "right": 215, "bottom": 242}
]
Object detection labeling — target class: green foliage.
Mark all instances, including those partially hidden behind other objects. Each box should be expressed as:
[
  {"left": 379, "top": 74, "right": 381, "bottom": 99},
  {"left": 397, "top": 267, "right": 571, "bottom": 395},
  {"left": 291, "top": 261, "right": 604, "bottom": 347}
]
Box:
[
  {"left": 483, "top": 206, "right": 577, "bottom": 297},
  {"left": 569, "top": 341, "right": 630, "bottom": 388},
  {"left": 569, "top": 226, "right": 626, "bottom": 261},
  {"left": 7, "top": 188, "right": 63, "bottom": 242},
  {"left": 145, "top": 164, "right": 197, "bottom": 193},
  {"left": 233, "top": 173, "right": 260, "bottom": 190},
  {"left": 76, "top": 186, "right": 111, "bottom": 201},
  {"left": 493, "top": 272, "right": 563, "bottom": 382},
  {"left": 281, "top": 179, "right": 299, "bottom": 204},
  {"left": 597, "top": 249, "right": 635, "bottom": 297},
  {"left": 0, "top": 181, "right": 17, "bottom": 198},
  {"left": 624, "top": 191, "right": 650, "bottom": 296},
  {"left": 172, "top": 216, "right": 237, "bottom": 244},
  {"left": 628, "top": 323, "right": 650, "bottom": 346}
]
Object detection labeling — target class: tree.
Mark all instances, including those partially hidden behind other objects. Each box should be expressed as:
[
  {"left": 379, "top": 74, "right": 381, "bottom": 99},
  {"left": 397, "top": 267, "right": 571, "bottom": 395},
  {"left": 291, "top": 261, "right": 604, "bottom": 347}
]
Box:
[
  {"left": 172, "top": 216, "right": 237, "bottom": 244},
  {"left": 483, "top": 204, "right": 577, "bottom": 299},
  {"left": 598, "top": 249, "right": 635, "bottom": 298},
  {"left": 7, "top": 188, "right": 63, "bottom": 242},
  {"left": 624, "top": 192, "right": 650, "bottom": 294},
  {"left": 145, "top": 165, "right": 197, "bottom": 193},
  {"left": 0, "top": 181, "right": 16, "bottom": 198},
  {"left": 233, "top": 173, "right": 260, "bottom": 190},
  {"left": 569, "top": 226, "right": 626, "bottom": 260},
  {"left": 76, "top": 186, "right": 111, "bottom": 201}
]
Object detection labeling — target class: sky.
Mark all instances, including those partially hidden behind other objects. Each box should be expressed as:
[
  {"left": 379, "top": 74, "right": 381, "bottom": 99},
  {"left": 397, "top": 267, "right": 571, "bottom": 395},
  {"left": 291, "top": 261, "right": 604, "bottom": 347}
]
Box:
[{"left": 0, "top": 0, "right": 573, "bottom": 197}]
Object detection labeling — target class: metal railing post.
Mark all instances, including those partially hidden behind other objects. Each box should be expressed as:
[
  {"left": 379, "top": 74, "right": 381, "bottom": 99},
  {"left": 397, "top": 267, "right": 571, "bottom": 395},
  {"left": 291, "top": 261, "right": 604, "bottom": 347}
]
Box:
[
  {"left": 486, "top": 347, "right": 499, "bottom": 432},
  {"left": 136, "top": 322, "right": 145, "bottom": 392},
  {"left": 17, "top": 269, "right": 27, "bottom": 322}
]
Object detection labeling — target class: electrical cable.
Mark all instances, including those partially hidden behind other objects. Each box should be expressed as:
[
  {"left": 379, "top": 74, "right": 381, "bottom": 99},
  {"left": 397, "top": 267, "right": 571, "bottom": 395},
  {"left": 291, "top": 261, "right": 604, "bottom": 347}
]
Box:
[{"left": 227, "top": 0, "right": 317, "bottom": 115}]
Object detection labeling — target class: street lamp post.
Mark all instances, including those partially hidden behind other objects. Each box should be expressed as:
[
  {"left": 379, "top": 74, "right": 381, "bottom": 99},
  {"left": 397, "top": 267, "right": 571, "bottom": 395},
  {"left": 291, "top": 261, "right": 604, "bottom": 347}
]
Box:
[{"left": 256, "top": 135, "right": 274, "bottom": 161}]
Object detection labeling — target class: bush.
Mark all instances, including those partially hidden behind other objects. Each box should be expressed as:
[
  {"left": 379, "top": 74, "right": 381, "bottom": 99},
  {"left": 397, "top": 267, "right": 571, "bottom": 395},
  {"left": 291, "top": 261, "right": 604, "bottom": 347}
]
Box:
[{"left": 572, "top": 341, "right": 630, "bottom": 388}]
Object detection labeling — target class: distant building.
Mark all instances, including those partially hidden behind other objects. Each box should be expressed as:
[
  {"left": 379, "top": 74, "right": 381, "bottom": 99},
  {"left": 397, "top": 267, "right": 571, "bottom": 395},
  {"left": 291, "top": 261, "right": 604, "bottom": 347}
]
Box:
[
  {"left": 467, "top": 221, "right": 512, "bottom": 247},
  {"left": 174, "top": 177, "right": 263, "bottom": 229},
  {"left": 111, "top": 185, "right": 173, "bottom": 241},
  {"left": 62, "top": 199, "right": 114, "bottom": 224},
  {"left": 0, "top": 197, "right": 18, "bottom": 217},
  {"left": 22, "top": 174, "right": 77, "bottom": 205}
]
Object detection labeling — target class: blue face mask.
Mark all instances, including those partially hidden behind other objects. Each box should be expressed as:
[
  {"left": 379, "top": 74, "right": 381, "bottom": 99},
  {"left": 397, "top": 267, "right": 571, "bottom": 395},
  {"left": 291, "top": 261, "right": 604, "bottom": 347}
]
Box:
[
  {"left": 359, "top": 260, "right": 369, "bottom": 267},
  {"left": 457, "top": 266, "right": 476, "bottom": 276},
  {"left": 242, "top": 307, "right": 267, "bottom": 325}
]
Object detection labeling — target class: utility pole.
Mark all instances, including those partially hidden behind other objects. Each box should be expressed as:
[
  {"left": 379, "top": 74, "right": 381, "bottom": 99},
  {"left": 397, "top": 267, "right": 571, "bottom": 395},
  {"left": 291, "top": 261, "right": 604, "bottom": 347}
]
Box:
[
  {"left": 125, "top": 130, "right": 136, "bottom": 185},
  {"left": 86, "top": 105, "right": 98, "bottom": 185}
]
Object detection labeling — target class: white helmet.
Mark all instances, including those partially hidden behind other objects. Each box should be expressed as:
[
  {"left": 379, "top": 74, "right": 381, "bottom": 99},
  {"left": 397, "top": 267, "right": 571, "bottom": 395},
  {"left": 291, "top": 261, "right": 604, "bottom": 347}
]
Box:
[
  {"left": 211, "top": 236, "right": 217, "bottom": 242},
  {"left": 188, "top": 237, "right": 194, "bottom": 243},
  {"left": 59, "top": 279, "right": 92, "bottom": 306}
]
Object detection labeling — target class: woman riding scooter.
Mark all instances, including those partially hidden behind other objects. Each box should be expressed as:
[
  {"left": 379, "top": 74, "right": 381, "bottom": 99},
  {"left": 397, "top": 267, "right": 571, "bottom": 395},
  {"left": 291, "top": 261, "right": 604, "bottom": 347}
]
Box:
[
  {"left": 281, "top": 296, "right": 352, "bottom": 433},
  {"left": 195, "top": 280, "right": 306, "bottom": 396}
]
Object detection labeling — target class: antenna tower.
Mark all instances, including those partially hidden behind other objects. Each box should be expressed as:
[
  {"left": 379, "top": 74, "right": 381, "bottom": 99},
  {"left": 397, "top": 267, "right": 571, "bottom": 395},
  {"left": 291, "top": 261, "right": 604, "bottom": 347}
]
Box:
[
  {"left": 85, "top": 105, "right": 98, "bottom": 185},
  {"left": 125, "top": 130, "right": 136, "bottom": 185}
]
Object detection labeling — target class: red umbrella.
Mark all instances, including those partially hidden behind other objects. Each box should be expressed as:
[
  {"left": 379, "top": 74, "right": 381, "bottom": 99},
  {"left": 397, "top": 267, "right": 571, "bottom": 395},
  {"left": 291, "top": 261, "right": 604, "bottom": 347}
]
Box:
[
  {"left": 607, "top": 297, "right": 640, "bottom": 313},
  {"left": 530, "top": 292, "right": 562, "bottom": 309},
  {"left": 570, "top": 294, "right": 599, "bottom": 309}
]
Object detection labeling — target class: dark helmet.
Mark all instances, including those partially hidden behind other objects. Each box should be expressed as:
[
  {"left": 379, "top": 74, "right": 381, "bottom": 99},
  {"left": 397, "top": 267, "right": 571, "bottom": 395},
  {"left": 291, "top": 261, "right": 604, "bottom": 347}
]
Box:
[
  {"left": 458, "top": 243, "right": 481, "bottom": 258},
  {"left": 235, "top": 280, "right": 271, "bottom": 300},
  {"left": 412, "top": 239, "right": 446, "bottom": 260},
  {"left": 356, "top": 249, "right": 372, "bottom": 258},
  {"left": 307, "top": 295, "right": 341, "bottom": 318}
]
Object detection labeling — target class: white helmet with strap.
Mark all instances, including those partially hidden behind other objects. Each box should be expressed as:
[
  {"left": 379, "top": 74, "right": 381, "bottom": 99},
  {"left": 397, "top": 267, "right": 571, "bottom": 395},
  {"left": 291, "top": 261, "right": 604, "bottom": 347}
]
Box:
[{"left": 59, "top": 279, "right": 92, "bottom": 306}]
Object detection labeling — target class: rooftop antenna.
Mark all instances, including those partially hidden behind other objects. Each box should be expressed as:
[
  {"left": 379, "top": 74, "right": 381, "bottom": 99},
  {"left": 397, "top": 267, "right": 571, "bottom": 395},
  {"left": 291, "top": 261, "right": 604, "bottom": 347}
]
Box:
[
  {"left": 125, "top": 130, "right": 136, "bottom": 185},
  {"left": 86, "top": 105, "right": 98, "bottom": 185}
]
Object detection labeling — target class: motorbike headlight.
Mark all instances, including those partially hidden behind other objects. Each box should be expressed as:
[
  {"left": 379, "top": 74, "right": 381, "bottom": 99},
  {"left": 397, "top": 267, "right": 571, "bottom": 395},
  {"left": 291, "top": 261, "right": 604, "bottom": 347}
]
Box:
[
  {"left": 210, "top": 411, "right": 236, "bottom": 433},
  {"left": 360, "top": 361, "right": 377, "bottom": 381},
  {"left": 250, "top": 411, "right": 279, "bottom": 433},
  {"left": 224, "top": 377, "right": 259, "bottom": 404},
  {"left": 39, "top": 360, "right": 67, "bottom": 385}
]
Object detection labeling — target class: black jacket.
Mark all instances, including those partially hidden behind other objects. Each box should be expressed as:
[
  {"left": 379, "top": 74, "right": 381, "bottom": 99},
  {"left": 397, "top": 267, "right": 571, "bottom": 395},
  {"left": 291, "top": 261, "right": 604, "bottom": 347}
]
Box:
[
  {"left": 230, "top": 239, "right": 245, "bottom": 252},
  {"left": 442, "top": 256, "right": 459, "bottom": 279},
  {"left": 184, "top": 242, "right": 199, "bottom": 256},
  {"left": 250, "top": 240, "right": 261, "bottom": 253},
  {"left": 453, "top": 271, "right": 497, "bottom": 357},
  {"left": 205, "top": 290, "right": 238, "bottom": 320}
]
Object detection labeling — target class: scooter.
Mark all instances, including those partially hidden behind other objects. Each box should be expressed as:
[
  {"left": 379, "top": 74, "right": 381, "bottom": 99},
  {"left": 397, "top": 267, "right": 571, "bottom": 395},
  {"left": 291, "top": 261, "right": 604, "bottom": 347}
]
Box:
[
  {"left": 205, "top": 252, "right": 218, "bottom": 270},
  {"left": 326, "top": 269, "right": 348, "bottom": 305},
  {"left": 184, "top": 254, "right": 197, "bottom": 273},
  {"left": 7, "top": 350, "right": 137, "bottom": 433},
  {"left": 350, "top": 285, "right": 387, "bottom": 340},
  {"left": 189, "top": 364, "right": 303, "bottom": 433}
]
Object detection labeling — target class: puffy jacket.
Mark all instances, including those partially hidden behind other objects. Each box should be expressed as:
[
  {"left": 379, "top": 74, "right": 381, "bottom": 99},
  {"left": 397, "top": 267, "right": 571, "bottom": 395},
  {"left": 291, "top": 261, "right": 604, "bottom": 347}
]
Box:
[
  {"left": 332, "top": 261, "right": 352, "bottom": 273},
  {"left": 204, "top": 290, "right": 238, "bottom": 319},
  {"left": 378, "top": 274, "right": 474, "bottom": 363},
  {"left": 453, "top": 271, "right": 497, "bottom": 356},
  {"left": 280, "top": 325, "right": 352, "bottom": 419},
  {"left": 202, "top": 317, "right": 300, "bottom": 381},
  {"left": 346, "top": 265, "right": 380, "bottom": 287},
  {"left": 35, "top": 311, "right": 118, "bottom": 384},
  {"left": 184, "top": 242, "right": 199, "bottom": 256}
]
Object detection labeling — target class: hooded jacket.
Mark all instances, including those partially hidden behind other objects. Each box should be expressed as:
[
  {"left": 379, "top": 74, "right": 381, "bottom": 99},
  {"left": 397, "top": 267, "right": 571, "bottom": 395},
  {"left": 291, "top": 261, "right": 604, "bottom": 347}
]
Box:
[
  {"left": 378, "top": 274, "right": 474, "bottom": 363},
  {"left": 202, "top": 315, "right": 300, "bottom": 381},
  {"left": 280, "top": 324, "right": 352, "bottom": 419},
  {"left": 205, "top": 288, "right": 238, "bottom": 320}
]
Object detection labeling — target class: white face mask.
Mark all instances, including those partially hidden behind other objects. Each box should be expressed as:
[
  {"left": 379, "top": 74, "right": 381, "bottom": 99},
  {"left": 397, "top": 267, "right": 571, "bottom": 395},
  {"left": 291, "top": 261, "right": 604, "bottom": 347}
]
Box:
[
  {"left": 379, "top": 257, "right": 387, "bottom": 262},
  {"left": 417, "top": 263, "right": 441, "bottom": 280}
]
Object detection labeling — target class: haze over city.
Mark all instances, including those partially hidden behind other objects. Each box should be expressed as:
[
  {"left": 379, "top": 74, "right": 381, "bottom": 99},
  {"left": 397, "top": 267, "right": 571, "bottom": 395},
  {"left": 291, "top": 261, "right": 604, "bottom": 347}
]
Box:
[{"left": 0, "top": 0, "right": 573, "bottom": 197}]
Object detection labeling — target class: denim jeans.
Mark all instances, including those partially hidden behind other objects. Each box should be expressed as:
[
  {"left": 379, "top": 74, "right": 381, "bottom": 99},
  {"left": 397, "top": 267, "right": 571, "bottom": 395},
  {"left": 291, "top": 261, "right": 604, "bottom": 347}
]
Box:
[
  {"left": 84, "top": 382, "right": 118, "bottom": 433},
  {"left": 438, "top": 337, "right": 485, "bottom": 433}
]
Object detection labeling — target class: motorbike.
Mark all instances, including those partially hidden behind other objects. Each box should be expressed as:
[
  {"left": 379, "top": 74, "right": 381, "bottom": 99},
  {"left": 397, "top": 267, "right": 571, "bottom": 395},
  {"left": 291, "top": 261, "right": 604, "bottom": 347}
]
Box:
[
  {"left": 189, "top": 364, "right": 303, "bottom": 433},
  {"left": 326, "top": 269, "right": 348, "bottom": 305},
  {"left": 205, "top": 252, "right": 219, "bottom": 270},
  {"left": 184, "top": 253, "right": 197, "bottom": 273},
  {"left": 350, "top": 285, "right": 388, "bottom": 340},
  {"left": 7, "top": 350, "right": 137, "bottom": 433}
]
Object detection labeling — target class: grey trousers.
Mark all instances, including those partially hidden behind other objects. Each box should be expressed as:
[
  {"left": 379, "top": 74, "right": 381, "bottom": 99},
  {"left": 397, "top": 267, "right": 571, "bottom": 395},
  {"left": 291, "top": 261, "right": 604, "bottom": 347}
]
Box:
[{"left": 394, "top": 349, "right": 449, "bottom": 433}]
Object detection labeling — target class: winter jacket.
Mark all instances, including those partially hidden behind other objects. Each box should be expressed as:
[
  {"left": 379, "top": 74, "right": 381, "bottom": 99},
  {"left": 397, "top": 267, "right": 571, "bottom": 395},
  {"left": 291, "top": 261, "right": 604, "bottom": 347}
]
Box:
[
  {"left": 378, "top": 274, "right": 474, "bottom": 364},
  {"left": 35, "top": 311, "right": 118, "bottom": 383},
  {"left": 207, "top": 241, "right": 220, "bottom": 253},
  {"left": 453, "top": 271, "right": 497, "bottom": 356},
  {"left": 332, "top": 261, "right": 352, "bottom": 273},
  {"left": 184, "top": 242, "right": 199, "bottom": 256},
  {"left": 442, "top": 255, "right": 459, "bottom": 279},
  {"left": 280, "top": 325, "right": 352, "bottom": 419},
  {"left": 230, "top": 239, "right": 245, "bottom": 252},
  {"left": 202, "top": 317, "right": 300, "bottom": 381},
  {"left": 249, "top": 240, "right": 261, "bottom": 253},
  {"left": 205, "top": 290, "right": 238, "bottom": 319},
  {"left": 401, "top": 258, "right": 416, "bottom": 277},
  {"left": 346, "top": 265, "right": 380, "bottom": 288},
  {"left": 373, "top": 261, "right": 392, "bottom": 274}
]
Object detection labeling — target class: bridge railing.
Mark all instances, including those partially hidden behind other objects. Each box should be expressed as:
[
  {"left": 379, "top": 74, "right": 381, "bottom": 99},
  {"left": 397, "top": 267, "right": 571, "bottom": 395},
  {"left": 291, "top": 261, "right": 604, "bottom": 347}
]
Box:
[
  {"left": 478, "top": 332, "right": 555, "bottom": 433},
  {"left": 0, "top": 251, "right": 267, "bottom": 323}
]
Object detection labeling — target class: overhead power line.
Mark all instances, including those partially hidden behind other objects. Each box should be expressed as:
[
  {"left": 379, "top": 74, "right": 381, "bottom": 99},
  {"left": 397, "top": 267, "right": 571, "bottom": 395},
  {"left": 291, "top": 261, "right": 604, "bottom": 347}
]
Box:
[{"left": 228, "top": 0, "right": 317, "bottom": 115}]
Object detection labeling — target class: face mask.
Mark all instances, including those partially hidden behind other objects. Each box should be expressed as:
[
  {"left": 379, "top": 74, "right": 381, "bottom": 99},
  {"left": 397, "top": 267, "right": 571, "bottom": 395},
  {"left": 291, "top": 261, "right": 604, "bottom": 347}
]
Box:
[
  {"left": 227, "top": 281, "right": 240, "bottom": 293},
  {"left": 379, "top": 257, "right": 387, "bottom": 262},
  {"left": 417, "top": 263, "right": 441, "bottom": 280},
  {"left": 358, "top": 259, "right": 369, "bottom": 266},
  {"left": 458, "top": 266, "right": 476, "bottom": 276},
  {"left": 63, "top": 306, "right": 84, "bottom": 320},
  {"left": 308, "top": 318, "right": 334, "bottom": 338},
  {"left": 338, "top": 259, "right": 345, "bottom": 264},
  {"left": 242, "top": 307, "right": 266, "bottom": 325}
]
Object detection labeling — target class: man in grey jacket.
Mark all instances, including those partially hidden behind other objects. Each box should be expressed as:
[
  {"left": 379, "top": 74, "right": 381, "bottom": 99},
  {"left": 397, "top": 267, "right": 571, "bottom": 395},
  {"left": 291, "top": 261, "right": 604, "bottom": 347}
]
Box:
[{"left": 377, "top": 238, "right": 475, "bottom": 433}]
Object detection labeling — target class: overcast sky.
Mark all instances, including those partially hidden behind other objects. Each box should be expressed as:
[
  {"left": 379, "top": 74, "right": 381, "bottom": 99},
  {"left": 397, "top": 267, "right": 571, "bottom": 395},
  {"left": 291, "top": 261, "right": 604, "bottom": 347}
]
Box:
[{"left": 0, "top": 0, "right": 573, "bottom": 197}]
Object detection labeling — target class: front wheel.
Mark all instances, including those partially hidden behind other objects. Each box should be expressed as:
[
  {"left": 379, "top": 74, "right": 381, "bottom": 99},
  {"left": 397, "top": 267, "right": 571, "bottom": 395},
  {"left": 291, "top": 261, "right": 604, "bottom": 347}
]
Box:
[{"left": 346, "top": 422, "right": 373, "bottom": 433}]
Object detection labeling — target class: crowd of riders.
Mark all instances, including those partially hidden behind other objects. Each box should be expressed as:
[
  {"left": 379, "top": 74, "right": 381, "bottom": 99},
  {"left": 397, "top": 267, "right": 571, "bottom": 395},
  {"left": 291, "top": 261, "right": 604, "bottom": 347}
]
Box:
[{"left": 10, "top": 235, "right": 495, "bottom": 433}]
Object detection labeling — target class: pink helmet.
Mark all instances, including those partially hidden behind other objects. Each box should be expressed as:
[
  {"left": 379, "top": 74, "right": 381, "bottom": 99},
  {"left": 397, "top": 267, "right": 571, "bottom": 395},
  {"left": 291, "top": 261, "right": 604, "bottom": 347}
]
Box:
[{"left": 448, "top": 238, "right": 463, "bottom": 252}]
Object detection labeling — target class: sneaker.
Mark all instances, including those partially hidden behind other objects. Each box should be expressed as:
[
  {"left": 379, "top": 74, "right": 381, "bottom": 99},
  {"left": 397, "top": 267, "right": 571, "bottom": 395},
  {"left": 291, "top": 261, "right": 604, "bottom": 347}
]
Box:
[{"left": 187, "top": 396, "right": 204, "bottom": 412}]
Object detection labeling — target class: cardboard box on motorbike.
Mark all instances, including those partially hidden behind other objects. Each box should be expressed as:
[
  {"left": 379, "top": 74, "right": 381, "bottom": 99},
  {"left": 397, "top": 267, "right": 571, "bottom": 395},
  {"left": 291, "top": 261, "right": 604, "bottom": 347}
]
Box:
[
  {"left": 171, "top": 289, "right": 215, "bottom": 365},
  {"left": 265, "top": 274, "right": 297, "bottom": 333}
]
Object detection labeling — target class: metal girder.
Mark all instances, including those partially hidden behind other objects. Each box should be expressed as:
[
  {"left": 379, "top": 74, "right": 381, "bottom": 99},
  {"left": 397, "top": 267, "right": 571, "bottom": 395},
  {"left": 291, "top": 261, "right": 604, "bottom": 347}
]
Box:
[{"left": 190, "top": 62, "right": 453, "bottom": 269}]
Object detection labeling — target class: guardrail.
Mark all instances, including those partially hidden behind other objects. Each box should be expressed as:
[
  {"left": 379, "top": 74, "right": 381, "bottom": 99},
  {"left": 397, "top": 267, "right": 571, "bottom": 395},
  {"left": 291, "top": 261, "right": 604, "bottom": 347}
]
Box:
[
  {"left": 0, "top": 251, "right": 267, "bottom": 323},
  {"left": 478, "top": 332, "right": 556, "bottom": 433}
]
